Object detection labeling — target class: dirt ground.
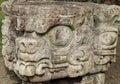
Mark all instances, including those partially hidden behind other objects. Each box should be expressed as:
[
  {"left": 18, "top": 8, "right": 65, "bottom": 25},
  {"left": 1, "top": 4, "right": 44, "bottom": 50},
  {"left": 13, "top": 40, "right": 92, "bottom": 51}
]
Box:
[{"left": 0, "top": 37, "right": 120, "bottom": 84}]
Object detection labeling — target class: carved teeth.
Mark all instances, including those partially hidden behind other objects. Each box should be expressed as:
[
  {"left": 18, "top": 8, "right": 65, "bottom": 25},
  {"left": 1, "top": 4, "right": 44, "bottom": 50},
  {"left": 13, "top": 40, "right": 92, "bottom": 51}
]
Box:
[
  {"left": 19, "top": 64, "right": 26, "bottom": 76},
  {"left": 36, "top": 64, "right": 48, "bottom": 75},
  {"left": 25, "top": 66, "right": 36, "bottom": 76},
  {"left": 19, "top": 64, "right": 35, "bottom": 76}
]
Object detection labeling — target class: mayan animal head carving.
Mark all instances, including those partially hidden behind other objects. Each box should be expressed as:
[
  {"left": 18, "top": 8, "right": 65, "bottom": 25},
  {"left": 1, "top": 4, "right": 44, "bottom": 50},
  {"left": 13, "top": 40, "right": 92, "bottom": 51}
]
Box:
[{"left": 1, "top": 1, "right": 120, "bottom": 83}]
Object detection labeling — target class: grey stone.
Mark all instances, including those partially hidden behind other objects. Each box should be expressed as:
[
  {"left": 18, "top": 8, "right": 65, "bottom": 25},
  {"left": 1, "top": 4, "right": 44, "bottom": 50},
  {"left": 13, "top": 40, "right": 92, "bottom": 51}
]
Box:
[{"left": 1, "top": 0, "right": 120, "bottom": 84}]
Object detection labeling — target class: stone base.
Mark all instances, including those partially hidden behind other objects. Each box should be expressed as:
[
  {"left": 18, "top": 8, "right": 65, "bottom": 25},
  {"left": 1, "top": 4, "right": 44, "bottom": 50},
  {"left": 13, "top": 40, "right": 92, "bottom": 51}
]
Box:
[{"left": 22, "top": 73, "right": 105, "bottom": 84}]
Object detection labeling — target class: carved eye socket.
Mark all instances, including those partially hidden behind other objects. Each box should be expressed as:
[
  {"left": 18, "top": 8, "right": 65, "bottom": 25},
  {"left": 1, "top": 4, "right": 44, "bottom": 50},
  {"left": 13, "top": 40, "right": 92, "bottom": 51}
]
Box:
[
  {"left": 16, "top": 30, "right": 25, "bottom": 36},
  {"left": 2, "top": 35, "right": 9, "bottom": 44},
  {"left": 48, "top": 26, "right": 73, "bottom": 47}
]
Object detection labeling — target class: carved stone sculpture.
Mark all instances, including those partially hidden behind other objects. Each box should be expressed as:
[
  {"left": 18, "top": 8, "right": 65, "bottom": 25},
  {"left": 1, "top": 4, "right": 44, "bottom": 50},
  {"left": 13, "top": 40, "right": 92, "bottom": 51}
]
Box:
[{"left": 1, "top": 0, "right": 120, "bottom": 84}]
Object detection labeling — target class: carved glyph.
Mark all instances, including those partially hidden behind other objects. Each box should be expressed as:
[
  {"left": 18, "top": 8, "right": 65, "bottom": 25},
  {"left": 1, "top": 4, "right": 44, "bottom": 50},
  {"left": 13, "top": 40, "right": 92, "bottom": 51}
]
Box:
[{"left": 1, "top": 1, "right": 120, "bottom": 84}]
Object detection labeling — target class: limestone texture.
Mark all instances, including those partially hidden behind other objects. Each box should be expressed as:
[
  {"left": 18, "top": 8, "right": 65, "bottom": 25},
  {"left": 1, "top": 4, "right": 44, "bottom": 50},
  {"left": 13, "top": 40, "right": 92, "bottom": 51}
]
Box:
[{"left": 1, "top": 0, "right": 120, "bottom": 84}]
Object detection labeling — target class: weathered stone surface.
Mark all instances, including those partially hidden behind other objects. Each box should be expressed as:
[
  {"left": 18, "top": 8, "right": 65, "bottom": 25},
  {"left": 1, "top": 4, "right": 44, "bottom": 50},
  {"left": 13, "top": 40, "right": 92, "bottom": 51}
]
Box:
[{"left": 1, "top": 0, "right": 120, "bottom": 84}]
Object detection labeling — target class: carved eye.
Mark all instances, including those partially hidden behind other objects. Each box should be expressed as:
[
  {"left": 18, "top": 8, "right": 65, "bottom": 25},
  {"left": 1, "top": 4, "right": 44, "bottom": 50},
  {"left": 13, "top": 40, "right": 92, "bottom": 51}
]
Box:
[
  {"left": 99, "top": 32, "right": 117, "bottom": 46},
  {"left": 48, "top": 26, "right": 73, "bottom": 47}
]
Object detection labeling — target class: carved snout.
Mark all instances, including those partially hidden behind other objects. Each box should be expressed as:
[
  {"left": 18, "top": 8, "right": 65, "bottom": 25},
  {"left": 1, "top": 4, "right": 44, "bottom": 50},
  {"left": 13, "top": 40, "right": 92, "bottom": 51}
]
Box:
[
  {"left": 16, "top": 37, "right": 39, "bottom": 54},
  {"left": 16, "top": 37, "right": 50, "bottom": 62}
]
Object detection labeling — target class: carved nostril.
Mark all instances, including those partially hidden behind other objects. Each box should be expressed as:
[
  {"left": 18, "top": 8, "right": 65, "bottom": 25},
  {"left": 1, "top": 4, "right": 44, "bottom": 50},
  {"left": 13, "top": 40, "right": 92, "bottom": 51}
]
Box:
[
  {"left": 29, "top": 43, "right": 33, "bottom": 46},
  {"left": 21, "top": 42, "right": 26, "bottom": 47},
  {"left": 20, "top": 41, "right": 36, "bottom": 48}
]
